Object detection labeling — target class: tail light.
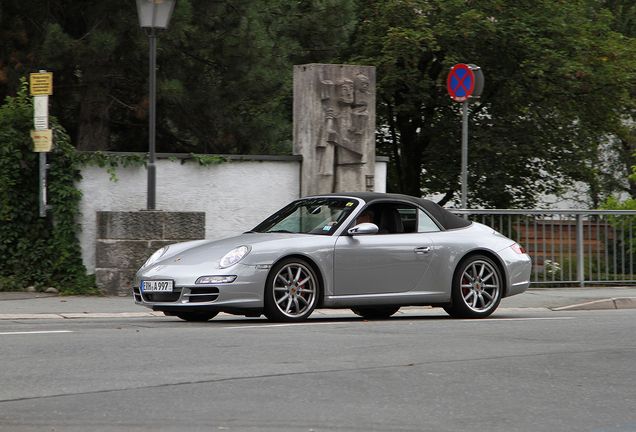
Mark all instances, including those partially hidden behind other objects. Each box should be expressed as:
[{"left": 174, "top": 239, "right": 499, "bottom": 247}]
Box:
[{"left": 511, "top": 243, "right": 526, "bottom": 254}]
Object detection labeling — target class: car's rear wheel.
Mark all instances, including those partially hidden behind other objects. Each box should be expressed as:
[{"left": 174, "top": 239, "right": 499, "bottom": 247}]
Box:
[
  {"left": 264, "top": 258, "right": 319, "bottom": 322},
  {"left": 444, "top": 255, "right": 502, "bottom": 319},
  {"left": 351, "top": 306, "right": 400, "bottom": 320},
  {"left": 173, "top": 311, "right": 219, "bottom": 322}
]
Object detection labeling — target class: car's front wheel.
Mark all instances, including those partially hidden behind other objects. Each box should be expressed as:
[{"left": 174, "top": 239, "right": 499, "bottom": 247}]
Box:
[
  {"left": 444, "top": 255, "right": 502, "bottom": 319},
  {"left": 173, "top": 311, "right": 219, "bottom": 322},
  {"left": 264, "top": 258, "right": 319, "bottom": 322}
]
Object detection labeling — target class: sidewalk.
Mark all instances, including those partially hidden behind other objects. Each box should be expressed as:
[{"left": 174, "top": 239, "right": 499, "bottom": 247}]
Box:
[
  {"left": 1, "top": 287, "right": 635, "bottom": 320},
  {"left": 0, "top": 291, "right": 163, "bottom": 320}
]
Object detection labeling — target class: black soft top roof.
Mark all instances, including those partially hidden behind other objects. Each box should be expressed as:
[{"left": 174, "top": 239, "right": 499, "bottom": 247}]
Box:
[{"left": 312, "top": 192, "right": 472, "bottom": 230}]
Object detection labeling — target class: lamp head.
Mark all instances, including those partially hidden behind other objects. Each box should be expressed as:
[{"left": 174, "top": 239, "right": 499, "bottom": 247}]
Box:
[{"left": 136, "top": 0, "right": 176, "bottom": 29}]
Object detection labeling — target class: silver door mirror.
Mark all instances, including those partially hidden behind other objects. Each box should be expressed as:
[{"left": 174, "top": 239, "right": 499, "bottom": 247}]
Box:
[{"left": 347, "top": 223, "right": 379, "bottom": 235}]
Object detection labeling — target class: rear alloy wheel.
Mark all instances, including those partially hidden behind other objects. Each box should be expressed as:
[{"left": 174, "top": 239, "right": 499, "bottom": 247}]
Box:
[
  {"left": 351, "top": 306, "right": 400, "bottom": 320},
  {"left": 173, "top": 311, "right": 219, "bottom": 322},
  {"left": 445, "top": 255, "right": 502, "bottom": 319},
  {"left": 264, "top": 258, "right": 319, "bottom": 322}
]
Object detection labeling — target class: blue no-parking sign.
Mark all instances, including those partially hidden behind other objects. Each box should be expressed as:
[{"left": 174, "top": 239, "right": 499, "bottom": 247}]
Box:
[
  {"left": 447, "top": 64, "right": 475, "bottom": 102},
  {"left": 447, "top": 64, "right": 483, "bottom": 102}
]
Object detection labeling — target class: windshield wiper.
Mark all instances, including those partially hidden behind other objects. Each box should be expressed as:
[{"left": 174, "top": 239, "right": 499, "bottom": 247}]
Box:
[{"left": 267, "top": 230, "right": 295, "bottom": 234}]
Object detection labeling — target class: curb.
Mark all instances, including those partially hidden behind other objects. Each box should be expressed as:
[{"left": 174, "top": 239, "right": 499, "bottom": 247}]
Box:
[
  {"left": 0, "top": 312, "right": 164, "bottom": 320},
  {"left": 551, "top": 297, "right": 636, "bottom": 311}
]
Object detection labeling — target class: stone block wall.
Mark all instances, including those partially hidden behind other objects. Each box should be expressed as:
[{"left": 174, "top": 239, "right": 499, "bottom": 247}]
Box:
[{"left": 96, "top": 211, "right": 205, "bottom": 296}]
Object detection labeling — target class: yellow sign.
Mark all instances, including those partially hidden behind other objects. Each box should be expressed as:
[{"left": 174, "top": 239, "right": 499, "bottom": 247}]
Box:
[
  {"left": 31, "top": 130, "right": 53, "bottom": 152},
  {"left": 30, "top": 72, "right": 53, "bottom": 96}
]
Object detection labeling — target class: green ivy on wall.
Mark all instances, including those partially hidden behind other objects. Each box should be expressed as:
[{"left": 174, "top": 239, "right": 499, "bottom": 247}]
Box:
[{"left": 0, "top": 82, "right": 99, "bottom": 294}]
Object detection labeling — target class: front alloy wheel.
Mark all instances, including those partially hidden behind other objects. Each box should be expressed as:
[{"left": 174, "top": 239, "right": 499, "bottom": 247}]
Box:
[
  {"left": 264, "top": 258, "right": 319, "bottom": 322},
  {"left": 445, "top": 255, "right": 502, "bottom": 319}
]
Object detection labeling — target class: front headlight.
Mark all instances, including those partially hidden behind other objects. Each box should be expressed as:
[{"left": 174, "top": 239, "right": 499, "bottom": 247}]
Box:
[
  {"left": 142, "top": 246, "right": 168, "bottom": 269},
  {"left": 219, "top": 245, "right": 250, "bottom": 269}
]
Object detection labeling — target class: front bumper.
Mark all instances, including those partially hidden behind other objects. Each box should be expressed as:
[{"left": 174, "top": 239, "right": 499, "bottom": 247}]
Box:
[
  {"left": 133, "top": 284, "right": 262, "bottom": 309},
  {"left": 134, "top": 263, "right": 269, "bottom": 313}
]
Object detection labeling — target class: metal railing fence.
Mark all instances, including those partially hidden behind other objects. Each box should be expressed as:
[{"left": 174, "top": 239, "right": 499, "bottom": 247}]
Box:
[{"left": 452, "top": 209, "right": 636, "bottom": 287}]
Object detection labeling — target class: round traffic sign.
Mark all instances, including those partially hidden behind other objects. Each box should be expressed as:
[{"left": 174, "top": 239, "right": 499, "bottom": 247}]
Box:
[{"left": 447, "top": 64, "right": 475, "bottom": 102}]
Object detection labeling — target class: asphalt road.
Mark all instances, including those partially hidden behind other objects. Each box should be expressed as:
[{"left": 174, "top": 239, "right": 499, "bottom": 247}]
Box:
[{"left": 1, "top": 308, "right": 635, "bottom": 432}]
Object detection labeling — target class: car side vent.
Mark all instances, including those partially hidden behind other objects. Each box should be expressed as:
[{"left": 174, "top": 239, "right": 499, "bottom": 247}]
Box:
[{"left": 186, "top": 287, "right": 220, "bottom": 303}]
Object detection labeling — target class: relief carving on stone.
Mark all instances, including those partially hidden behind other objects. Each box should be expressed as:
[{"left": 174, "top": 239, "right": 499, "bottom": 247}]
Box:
[{"left": 317, "top": 73, "right": 371, "bottom": 177}]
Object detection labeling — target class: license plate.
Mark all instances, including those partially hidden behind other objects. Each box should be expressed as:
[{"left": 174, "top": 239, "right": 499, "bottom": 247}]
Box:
[{"left": 141, "top": 280, "right": 173, "bottom": 292}]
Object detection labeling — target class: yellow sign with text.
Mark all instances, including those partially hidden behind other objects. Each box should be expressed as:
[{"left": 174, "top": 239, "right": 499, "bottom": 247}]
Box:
[
  {"left": 30, "top": 72, "right": 53, "bottom": 96},
  {"left": 31, "top": 130, "right": 53, "bottom": 152}
]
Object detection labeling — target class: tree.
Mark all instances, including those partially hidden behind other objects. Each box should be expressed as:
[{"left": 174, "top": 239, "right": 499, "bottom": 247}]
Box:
[
  {"left": 0, "top": 0, "right": 356, "bottom": 155},
  {"left": 344, "top": 0, "right": 636, "bottom": 208},
  {"left": 149, "top": 0, "right": 356, "bottom": 154},
  {"left": 5, "top": 0, "right": 635, "bottom": 208},
  {"left": 586, "top": 0, "right": 636, "bottom": 203}
]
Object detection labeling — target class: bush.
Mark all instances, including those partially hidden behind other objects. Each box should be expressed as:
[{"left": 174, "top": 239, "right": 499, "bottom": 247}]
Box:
[{"left": 0, "top": 81, "right": 99, "bottom": 295}]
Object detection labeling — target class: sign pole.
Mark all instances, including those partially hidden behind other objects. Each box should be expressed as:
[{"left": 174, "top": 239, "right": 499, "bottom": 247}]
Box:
[
  {"left": 30, "top": 70, "right": 54, "bottom": 217},
  {"left": 35, "top": 94, "right": 51, "bottom": 217},
  {"left": 447, "top": 64, "right": 484, "bottom": 210},
  {"left": 461, "top": 100, "right": 468, "bottom": 209},
  {"left": 39, "top": 152, "right": 48, "bottom": 217}
]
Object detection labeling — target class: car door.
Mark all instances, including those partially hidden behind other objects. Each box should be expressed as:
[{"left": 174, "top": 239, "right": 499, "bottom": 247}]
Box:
[{"left": 333, "top": 205, "right": 438, "bottom": 295}]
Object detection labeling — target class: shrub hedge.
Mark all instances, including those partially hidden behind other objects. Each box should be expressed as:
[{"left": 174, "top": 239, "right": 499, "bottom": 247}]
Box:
[{"left": 0, "top": 82, "right": 98, "bottom": 294}]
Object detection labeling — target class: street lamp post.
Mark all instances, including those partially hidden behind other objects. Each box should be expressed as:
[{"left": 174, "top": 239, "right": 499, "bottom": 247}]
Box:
[{"left": 136, "top": 0, "right": 176, "bottom": 210}]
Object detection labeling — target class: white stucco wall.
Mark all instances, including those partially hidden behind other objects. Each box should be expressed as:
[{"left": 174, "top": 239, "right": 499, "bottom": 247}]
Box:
[
  {"left": 77, "top": 156, "right": 388, "bottom": 274},
  {"left": 77, "top": 158, "right": 302, "bottom": 274}
]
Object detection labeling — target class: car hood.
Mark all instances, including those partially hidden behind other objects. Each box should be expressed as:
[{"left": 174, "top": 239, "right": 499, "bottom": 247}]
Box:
[{"left": 146, "top": 232, "right": 332, "bottom": 270}]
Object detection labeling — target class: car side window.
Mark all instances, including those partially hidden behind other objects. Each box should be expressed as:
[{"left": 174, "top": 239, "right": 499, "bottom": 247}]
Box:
[
  {"left": 361, "top": 204, "right": 440, "bottom": 234},
  {"left": 418, "top": 209, "right": 441, "bottom": 232},
  {"left": 379, "top": 205, "right": 420, "bottom": 234},
  {"left": 396, "top": 207, "right": 416, "bottom": 233}
]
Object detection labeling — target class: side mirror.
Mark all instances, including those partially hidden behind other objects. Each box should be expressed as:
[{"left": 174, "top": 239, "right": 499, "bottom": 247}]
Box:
[{"left": 348, "top": 223, "right": 379, "bottom": 235}]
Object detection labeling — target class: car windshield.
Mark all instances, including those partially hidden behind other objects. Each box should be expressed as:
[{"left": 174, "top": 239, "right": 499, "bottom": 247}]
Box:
[{"left": 251, "top": 198, "right": 359, "bottom": 235}]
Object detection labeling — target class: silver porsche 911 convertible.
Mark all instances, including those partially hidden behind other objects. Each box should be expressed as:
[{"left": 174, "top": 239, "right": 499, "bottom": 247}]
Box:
[{"left": 134, "top": 193, "right": 531, "bottom": 322}]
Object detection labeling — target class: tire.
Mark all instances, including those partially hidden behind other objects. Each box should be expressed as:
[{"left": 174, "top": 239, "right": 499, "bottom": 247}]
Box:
[
  {"left": 444, "top": 255, "right": 503, "bottom": 319},
  {"left": 264, "top": 258, "right": 319, "bottom": 322},
  {"left": 173, "top": 311, "right": 219, "bottom": 322},
  {"left": 351, "top": 306, "right": 400, "bottom": 320}
]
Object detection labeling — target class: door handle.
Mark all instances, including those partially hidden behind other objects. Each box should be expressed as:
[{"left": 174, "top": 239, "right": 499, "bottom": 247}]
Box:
[{"left": 414, "top": 246, "right": 431, "bottom": 255}]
